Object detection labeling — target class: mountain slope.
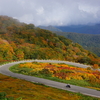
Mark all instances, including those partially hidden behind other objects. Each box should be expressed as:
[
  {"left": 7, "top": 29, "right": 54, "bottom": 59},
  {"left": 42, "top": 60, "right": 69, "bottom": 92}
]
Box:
[
  {"left": 54, "top": 31, "right": 100, "bottom": 57},
  {"left": 0, "top": 16, "right": 100, "bottom": 66},
  {"left": 37, "top": 25, "right": 100, "bottom": 57}
]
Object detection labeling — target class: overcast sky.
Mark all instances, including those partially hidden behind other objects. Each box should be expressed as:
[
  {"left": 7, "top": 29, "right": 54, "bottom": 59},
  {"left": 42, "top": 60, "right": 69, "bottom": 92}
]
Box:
[{"left": 0, "top": 0, "right": 100, "bottom": 26}]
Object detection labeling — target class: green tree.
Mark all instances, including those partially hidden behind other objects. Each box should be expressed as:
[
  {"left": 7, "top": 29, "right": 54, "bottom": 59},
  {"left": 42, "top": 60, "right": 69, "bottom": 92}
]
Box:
[{"left": 77, "top": 57, "right": 92, "bottom": 64}]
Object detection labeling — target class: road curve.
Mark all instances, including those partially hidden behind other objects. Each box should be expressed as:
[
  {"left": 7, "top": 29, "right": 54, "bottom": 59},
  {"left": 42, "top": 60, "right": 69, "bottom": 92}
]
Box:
[{"left": 0, "top": 60, "right": 100, "bottom": 98}]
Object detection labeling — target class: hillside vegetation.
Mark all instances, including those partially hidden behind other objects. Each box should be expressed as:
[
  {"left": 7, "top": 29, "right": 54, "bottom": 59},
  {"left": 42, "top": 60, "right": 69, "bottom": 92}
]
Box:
[
  {"left": 0, "top": 16, "right": 100, "bottom": 67},
  {"left": 38, "top": 25, "right": 100, "bottom": 57},
  {"left": 54, "top": 31, "right": 100, "bottom": 57}
]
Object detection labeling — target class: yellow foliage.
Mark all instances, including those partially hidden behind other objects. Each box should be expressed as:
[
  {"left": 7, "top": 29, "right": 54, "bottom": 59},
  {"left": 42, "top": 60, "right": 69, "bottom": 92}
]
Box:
[
  {"left": 73, "top": 76, "right": 83, "bottom": 80},
  {"left": 65, "top": 77, "right": 70, "bottom": 80},
  {"left": 18, "top": 62, "right": 100, "bottom": 88}
]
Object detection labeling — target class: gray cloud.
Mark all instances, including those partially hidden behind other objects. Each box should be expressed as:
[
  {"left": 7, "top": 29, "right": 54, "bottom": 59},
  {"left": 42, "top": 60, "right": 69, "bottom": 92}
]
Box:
[{"left": 0, "top": 0, "right": 100, "bottom": 26}]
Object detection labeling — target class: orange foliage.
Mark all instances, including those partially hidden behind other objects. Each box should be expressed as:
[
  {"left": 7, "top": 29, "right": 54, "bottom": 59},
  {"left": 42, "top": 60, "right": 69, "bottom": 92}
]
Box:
[
  {"left": 92, "top": 64, "right": 99, "bottom": 69},
  {"left": 18, "top": 62, "right": 100, "bottom": 82}
]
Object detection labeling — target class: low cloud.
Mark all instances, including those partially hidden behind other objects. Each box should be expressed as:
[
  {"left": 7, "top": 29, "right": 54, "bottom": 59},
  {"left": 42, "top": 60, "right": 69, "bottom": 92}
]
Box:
[{"left": 0, "top": 0, "right": 100, "bottom": 26}]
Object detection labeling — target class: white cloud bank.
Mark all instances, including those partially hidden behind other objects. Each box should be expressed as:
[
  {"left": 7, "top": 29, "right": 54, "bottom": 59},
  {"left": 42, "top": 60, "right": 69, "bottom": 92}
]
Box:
[{"left": 0, "top": 0, "right": 100, "bottom": 26}]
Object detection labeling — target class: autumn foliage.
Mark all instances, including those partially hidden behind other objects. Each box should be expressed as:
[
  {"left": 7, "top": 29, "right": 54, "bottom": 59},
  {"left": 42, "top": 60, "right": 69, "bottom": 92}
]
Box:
[
  {"left": 0, "top": 15, "right": 100, "bottom": 67},
  {"left": 15, "top": 62, "right": 100, "bottom": 89}
]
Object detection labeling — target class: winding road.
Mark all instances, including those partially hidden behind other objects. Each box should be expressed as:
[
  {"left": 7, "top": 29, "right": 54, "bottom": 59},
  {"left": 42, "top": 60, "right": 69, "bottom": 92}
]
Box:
[{"left": 0, "top": 60, "right": 100, "bottom": 98}]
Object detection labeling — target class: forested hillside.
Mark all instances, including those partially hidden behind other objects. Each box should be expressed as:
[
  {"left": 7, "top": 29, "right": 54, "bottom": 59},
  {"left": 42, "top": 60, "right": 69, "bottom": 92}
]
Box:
[
  {"left": 0, "top": 16, "right": 100, "bottom": 66},
  {"left": 38, "top": 25, "right": 100, "bottom": 57},
  {"left": 54, "top": 31, "right": 100, "bottom": 57}
]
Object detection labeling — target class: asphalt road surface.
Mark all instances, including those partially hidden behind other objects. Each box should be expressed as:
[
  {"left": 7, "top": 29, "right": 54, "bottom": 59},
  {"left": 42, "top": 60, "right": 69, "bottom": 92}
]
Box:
[{"left": 0, "top": 60, "right": 100, "bottom": 98}]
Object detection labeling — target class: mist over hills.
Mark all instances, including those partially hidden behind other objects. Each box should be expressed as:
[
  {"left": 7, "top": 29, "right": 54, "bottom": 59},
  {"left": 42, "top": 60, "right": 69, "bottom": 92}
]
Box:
[{"left": 38, "top": 25, "right": 62, "bottom": 32}]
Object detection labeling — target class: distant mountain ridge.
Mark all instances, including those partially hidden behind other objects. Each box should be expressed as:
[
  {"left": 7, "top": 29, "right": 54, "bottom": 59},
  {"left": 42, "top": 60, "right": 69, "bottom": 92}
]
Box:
[
  {"left": 38, "top": 24, "right": 100, "bottom": 34},
  {"left": 38, "top": 25, "right": 62, "bottom": 32},
  {"left": 56, "top": 24, "right": 100, "bottom": 34}
]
